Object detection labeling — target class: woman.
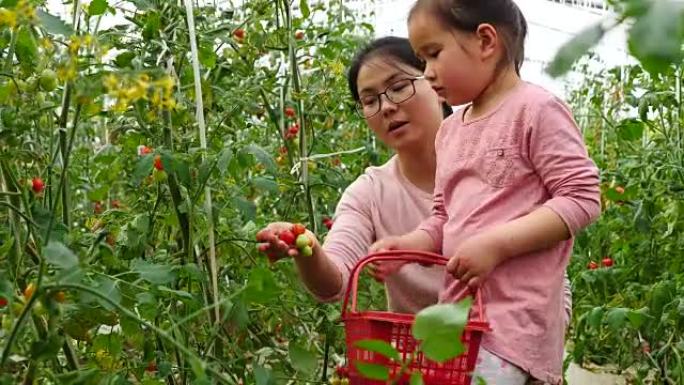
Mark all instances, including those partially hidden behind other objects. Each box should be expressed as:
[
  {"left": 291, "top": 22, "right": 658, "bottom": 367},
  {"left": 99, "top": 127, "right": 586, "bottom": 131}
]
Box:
[{"left": 256, "top": 36, "right": 572, "bottom": 319}]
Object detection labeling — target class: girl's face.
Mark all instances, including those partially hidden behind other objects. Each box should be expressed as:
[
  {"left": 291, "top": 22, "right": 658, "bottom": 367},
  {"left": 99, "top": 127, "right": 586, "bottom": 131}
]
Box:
[
  {"left": 408, "top": 10, "right": 501, "bottom": 106},
  {"left": 356, "top": 57, "right": 444, "bottom": 151}
]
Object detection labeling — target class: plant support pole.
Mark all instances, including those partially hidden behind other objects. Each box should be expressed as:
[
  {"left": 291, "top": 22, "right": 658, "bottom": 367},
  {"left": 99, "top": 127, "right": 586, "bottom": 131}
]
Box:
[{"left": 183, "top": 0, "right": 220, "bottom": 327}]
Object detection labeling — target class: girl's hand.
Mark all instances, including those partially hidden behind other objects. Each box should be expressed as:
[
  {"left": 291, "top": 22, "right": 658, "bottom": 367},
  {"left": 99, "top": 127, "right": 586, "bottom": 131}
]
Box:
[
  {"left": 256, "top": 222, "right": 318, "bottom": 262},
  {"left": 447, "top": 233, "right": 505, "bottom": 288},
  {"left": 368, "top": 230, "right": 436, "bottom": 253}
]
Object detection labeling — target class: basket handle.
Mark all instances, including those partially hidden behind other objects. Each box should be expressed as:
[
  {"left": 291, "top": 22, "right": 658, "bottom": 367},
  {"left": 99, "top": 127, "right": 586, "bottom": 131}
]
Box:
[{"left": 340, "top": 250, "right": 485, "bottom": 323}]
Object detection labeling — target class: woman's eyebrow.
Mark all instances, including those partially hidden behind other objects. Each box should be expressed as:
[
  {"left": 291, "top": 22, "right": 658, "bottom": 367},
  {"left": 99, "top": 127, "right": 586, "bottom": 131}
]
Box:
[{"left": 359, "top": 72, "right": 406, "bottom": 95}]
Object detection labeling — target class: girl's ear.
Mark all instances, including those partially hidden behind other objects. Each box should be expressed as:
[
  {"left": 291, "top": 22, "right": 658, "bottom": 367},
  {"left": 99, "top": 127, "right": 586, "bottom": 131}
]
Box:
[{"left": 475, "top": 23, "right": 499, "bottom": 61}]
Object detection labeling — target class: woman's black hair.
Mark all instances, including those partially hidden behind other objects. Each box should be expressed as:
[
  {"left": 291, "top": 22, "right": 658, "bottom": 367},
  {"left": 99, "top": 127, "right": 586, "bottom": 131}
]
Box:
[
  {"left": 409, "top": 0, "right": 528, "bottom": 75},
  {"left": 347, "top": 36, "right": 453, "bottom": 118}
]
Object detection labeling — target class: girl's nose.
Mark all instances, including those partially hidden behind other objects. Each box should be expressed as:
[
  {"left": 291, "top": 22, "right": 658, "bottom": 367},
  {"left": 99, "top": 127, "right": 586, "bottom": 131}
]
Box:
[{"left": 424, "top": 62, "right": 437, "bottom": 82}]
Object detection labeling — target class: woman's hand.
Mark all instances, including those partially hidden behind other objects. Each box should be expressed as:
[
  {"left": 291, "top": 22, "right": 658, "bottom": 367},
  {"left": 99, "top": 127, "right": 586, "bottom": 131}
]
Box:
[
  {"left": 256, "top": 222, "right": 319, "bottom": 262},
  {"left": 368, "top": 260, "right": 409, "bottom": 282},
  {"left": 256, "top": 222, "right": 342, "bottom": 299}
]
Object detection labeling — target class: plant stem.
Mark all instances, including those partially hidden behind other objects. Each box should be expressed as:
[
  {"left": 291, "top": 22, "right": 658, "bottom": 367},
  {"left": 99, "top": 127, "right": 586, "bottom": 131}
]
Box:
[
  {"left": 183, "top": 0, "right": 221, "bottom": 358},
  {"left": 0, "top": 160, "right": 22, "bottom": 279},
  {"left": 46, "top": 104, "right": 81, "bottom": 243},
  {"left": 3, "top": 27, "right": 17, "bottom": 73},
  {"left": 283, "top": 0, "right": 316, "bottom": 230}
]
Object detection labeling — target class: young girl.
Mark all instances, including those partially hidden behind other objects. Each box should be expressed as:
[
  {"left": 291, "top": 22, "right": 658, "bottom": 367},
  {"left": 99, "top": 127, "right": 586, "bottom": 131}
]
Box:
[{"left": 371, "top": 1, "right": 601, "bottom": 383}]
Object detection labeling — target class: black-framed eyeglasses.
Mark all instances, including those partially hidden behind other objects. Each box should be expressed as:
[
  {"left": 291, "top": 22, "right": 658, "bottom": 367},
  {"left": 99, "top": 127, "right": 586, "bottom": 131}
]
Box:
[{"left": 356, "top": 76, "right": 425, "bottom": 118}]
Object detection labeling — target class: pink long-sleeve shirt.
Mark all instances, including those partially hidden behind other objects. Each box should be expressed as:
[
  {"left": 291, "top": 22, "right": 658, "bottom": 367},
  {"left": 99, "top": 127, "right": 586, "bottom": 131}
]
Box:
[
  {"left": 320, "top": 156, "right": 445, "bottom": 313},
  {"left": 318, "top": 153, "right": 573, "bottom": 320},
  {"left": 419, "top": 82, "right": 601, "bottom": 384}
]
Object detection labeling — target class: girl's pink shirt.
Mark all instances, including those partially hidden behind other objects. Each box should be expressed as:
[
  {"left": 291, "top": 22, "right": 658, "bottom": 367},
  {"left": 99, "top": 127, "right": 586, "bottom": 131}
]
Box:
[{"left": 418, "top": 82, "right": 601, "bottom": 384}]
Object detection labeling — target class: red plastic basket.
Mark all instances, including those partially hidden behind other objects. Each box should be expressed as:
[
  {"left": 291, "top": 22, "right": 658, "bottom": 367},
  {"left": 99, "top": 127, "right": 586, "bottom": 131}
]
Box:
[{"left": 339, "top": 250, "right": 490, "bottom": 385}]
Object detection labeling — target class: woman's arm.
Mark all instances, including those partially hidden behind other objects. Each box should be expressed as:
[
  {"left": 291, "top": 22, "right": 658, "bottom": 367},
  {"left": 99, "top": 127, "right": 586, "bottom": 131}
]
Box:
[
  {"left": 257, "top": 223, "right": 343, "bottom": 299},
  {"left": 257, "top": 175, "right": 379, "bottom": 301}
]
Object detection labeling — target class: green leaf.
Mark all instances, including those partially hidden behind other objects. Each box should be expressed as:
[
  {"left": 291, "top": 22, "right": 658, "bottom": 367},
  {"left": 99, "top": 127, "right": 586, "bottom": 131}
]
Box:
[
  {"left": 413, "top": 299, "right": 471, "bottom": 363},
  {"left": 410, "top": 371, "right": 424, "bottom": 385},
  {"left": 30, "top": 334, "right": 63, "bottom": 362},
  {"left": 95, "top": 276, "right": 121, "bottom": 309},
  {"left": 142, "top": 12, "right": 161, "bottom": 40},
  {"left": 234, "top": 196, "right": 256, "bottom": 221},
  {"left": 242, "top": 144, "right": 276, "bottom": 173},
  {"left": 288, "top": 343, "right": 317, "bottom": 374},
  {"left": 621, "top": 0, "right": 650, "bottom": 17},
  {"left": 587, "top": 306, "right": 604, "bottom": 330},
  {"left": 252, "top": 176, "right": 278, "bottom": 193},
  {"left": 157, "top": 286, "right": 194, "bottom": 300},
  {"left": 88, "top": 0, "right": 109, "bottom": 16},
  {"left": 92, "top": 333, "right": 123, "bottom": 355},
  {"left": 132, "top": 154, "right": 154, "bottom": 185},
  {"left": 124, "top": 0, "right": 152, "bottom": 10},
  {"left": 606, "top": 308, "right": 628, "bottom": 331},
  {"left": 131, "top": 260, "right": 175, "bottom": 284},
  {"left": 199, "top": 44, "right": 217, "bottom": 69},
  {"left": 15, "top": 27, "right": 38, "bottom": 65},
  {"left": 354, "top": 339, "right": 400, "bottom": 361},
  {"left": 189, "top": 358, "right": 209, "bottom": 383},
  {"left": 217, "top": 147, "right": 233, "bottom": 174},
  {"left": 354, "top": 362, "right": 389, "bottom": 381},
  {"left": 132, "top": 214, "right": 150, "bottom": 233},
  {"left": 650, "top": 281, "right": 675, "bottom": 316},
  {"left": 254, "top": 365, "right": 275, "bottom": 385},
  {"left": 547, "top": 23, "right": 604, "bottom": 77},
  {"left": 136, "top": 292, "right": 155, "bottom": 305},
  {"left": 626, "top": 308, "right": 649, "bottom": 329},
  {"left": 227, "top": 299, "right": 249, "bottom": 331},
  {"left": 0, "top": 0, "right": 18, "bottom": 7},
  {"left": 44, "top": 241, "right": 79, "bottom": 269},
  {"left": 617, "top": 119, "right": 644, "bottom": 141},
  {"left": 628, "top": 0, "right": 684, "bottom": 74},
  {"left": 114, "top": 51, "right": 136, "bottom": 68},
  {"left": 243, "top": 267, "right": 278, "bottom": 304},
  {"left": 299, "top": 0, "right": 310, "bottom": 18},
  {"left": 37, "top": 10, "right": 74, "bottom": 36}
]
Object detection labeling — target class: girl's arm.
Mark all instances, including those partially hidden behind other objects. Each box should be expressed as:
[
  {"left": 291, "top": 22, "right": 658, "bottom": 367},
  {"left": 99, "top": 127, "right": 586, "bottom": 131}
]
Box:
[
  {"left": 449, "top": 97, "right": 601, "bottom": 285},
  {"left": 371, "top": 158, "right": 446, "bottom": 254},
  {"left": 500, "top": 96, "right": 602, "bottom": 253}
]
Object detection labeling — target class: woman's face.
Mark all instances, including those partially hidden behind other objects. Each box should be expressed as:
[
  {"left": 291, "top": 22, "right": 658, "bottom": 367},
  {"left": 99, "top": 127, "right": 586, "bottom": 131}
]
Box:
[{"left": 356, "top": 57, "right": 444, "bottom": 151}]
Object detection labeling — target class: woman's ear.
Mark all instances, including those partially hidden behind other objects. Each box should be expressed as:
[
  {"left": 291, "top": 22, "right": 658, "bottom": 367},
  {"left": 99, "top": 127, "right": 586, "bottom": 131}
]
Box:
[{"left": 475, "top": 23, "right": 498, "bottom": 61}]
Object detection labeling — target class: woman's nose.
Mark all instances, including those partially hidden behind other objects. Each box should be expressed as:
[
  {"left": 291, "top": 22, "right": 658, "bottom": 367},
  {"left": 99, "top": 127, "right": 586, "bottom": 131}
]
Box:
[{"left": 379, "top": 94, "right": 398, "bottom": 115}]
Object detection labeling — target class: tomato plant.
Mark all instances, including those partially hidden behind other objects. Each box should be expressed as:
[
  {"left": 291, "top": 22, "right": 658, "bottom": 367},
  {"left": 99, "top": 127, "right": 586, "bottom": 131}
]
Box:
[
  {"left": 0, "top": 0, "right": 382, "bottom": 383},
  {"left": 567, "top": 59, "right": 684, "bottom": 384}
]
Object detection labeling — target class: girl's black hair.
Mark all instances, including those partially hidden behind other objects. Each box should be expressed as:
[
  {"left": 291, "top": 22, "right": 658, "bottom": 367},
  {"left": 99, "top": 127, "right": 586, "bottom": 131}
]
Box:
[
  {"left": 347, "top": 36, "right": 453, "bottom": 118},
  {"left": 409, "top": 0, "right": 528, "bottom": 75}
]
